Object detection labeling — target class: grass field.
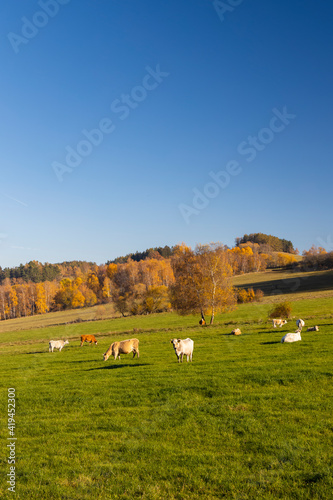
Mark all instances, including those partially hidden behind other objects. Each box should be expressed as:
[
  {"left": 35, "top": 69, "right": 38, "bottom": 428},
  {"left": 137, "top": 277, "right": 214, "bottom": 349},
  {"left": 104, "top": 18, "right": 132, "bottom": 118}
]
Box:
[{"left": 1, "top": 274, "right": 333, "bottom": 499}]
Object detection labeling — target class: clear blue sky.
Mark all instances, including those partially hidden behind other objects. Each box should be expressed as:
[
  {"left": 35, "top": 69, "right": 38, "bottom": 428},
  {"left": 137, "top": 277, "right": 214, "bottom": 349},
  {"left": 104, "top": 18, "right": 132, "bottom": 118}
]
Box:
[{"left": 1, "top": 0, "right": 332, "bottom": 267}]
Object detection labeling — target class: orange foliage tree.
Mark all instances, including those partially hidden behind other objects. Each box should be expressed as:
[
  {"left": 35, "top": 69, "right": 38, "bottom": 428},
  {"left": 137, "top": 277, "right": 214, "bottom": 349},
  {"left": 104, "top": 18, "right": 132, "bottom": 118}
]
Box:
[{"left": 171, "top": 243, "right": 236, "bottom": 324}]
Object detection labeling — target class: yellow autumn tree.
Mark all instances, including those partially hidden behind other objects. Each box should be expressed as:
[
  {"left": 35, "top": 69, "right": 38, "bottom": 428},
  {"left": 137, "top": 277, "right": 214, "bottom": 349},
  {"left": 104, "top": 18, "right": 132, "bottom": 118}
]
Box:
[
  {"left": 139, "top": 259, "right": 163, "bottom": 288},
  {"left": 277, "top": 253, "right": 298, "bottom": 267},
  {"left": 35, "top": 283, "right": 48, "bottom": 314},
  {"left": 43, "top": 281, "right": 58, "bottom": 312},
  {"left": 158, "top": 259, "right": 175, "bottom": 286},
  {"left": 145, "top": 285, "right": 171, "bottom": 314},
  {"left": 86, "top": 273, "right": 100, "bottom": 295},
  {"left": 9, "top": 286, "right": 19, "bottom": 318},
  {"left": 80, "top": 285, "right": 97, "bottom": 307},
  {"left": 106, "top": 263, "right": 118, "bottom": 279},
  {"left": 71, "top": 289, "right": 85, "bottom": 308},
  {"left": 195, "top": 244, "right": 236, "bottom": 324},
  {"left": 171, "top": 243, "right": 236, "bottom": 324},
  {"left": 102, "top": 277, "right": 111, "bottom": 300}
]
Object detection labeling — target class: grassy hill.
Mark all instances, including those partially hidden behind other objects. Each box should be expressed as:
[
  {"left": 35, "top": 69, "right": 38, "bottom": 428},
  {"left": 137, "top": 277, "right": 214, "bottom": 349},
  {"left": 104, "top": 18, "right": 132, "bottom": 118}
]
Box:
[
  {"left": 233, "top": 268, "right": 333, "bottom": 302},
  {"left": 1, "top": 270, "right": 332, "bottom": 499},
  {"left": 0, "top": 303, "right": 119, "bottom": 334}
]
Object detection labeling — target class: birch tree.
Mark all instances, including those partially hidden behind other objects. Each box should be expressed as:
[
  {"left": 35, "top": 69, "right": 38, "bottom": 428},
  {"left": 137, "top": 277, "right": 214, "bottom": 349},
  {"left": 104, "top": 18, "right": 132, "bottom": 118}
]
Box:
[{"left": 171, "top": 243, "right": 236, "bottom": 324}]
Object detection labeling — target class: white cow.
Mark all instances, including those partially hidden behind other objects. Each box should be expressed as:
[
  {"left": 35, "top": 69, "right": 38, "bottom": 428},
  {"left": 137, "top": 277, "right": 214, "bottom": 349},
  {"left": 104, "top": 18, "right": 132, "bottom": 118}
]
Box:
[
  {"left": 296, "top": 319, "right": 305, "bottom": 329},
  {"left": 272, "top": 319, "right": 287, "bottom": 328},
  {"left": 307, "top": 326, "right": 319, "bottom": 332},
  {"left": 281, "top": 329, "right": 302, "bottom": 343},
  {"left": 170, "top": 338, "right": 194, "bottom": 363},
  {"left": 49, "top": 340, "right": 69, "bottom": 352}
]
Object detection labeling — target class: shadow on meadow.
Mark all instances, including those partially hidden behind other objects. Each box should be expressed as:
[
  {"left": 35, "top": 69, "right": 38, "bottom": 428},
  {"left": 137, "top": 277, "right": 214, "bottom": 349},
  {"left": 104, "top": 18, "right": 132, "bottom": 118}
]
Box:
[
  {"left": 261, "top": 341, "right": 281, "bottom": 345},
  {"left": 86, "top": 363, "right": 150, "bottom": 370},
  {"left": 234, "top": 269, "right": 333, "bottom": 295},
  {"left": 25, "top": 350, "right": 47, "bottom": 354}
]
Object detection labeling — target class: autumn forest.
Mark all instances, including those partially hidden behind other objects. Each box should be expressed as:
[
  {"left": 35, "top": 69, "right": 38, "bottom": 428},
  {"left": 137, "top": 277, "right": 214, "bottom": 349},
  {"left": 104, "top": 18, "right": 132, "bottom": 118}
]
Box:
[{"left": 0, "top": 233, "right": 331, "bottom": 322}]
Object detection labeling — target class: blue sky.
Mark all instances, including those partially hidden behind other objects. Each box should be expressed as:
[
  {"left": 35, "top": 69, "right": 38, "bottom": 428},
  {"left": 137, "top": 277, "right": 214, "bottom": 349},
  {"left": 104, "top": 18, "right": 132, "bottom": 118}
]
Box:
[{"left": 1, "top": 0, "right": 332, "bottom": 267}]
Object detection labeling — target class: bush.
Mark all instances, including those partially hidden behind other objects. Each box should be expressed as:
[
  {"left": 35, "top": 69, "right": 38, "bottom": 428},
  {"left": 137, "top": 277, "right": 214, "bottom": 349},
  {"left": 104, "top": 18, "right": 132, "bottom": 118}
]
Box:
[
  {"left": 269, "top": 301, "right": 292, "bottom": 319},
  {"left": 247, "top": 288, "right": 255, "bottom": 302},
  {"left": 237, "top": 287, "right": 263, "bottom": 303},
  {"left": 255, "top": 289, "right": 264, "bottom": 302},
  {"left": 237, "top": 288, "right": 249, "bottom": 303}
]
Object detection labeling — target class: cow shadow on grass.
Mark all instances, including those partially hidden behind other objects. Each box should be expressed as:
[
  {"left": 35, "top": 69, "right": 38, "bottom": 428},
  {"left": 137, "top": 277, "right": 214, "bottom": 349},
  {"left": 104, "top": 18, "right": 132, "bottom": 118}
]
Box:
[
  {"left": 25, "top": 351, "right": 47, "bottom": 354},
  {"left": 261, "top": 341, "right": 281, "bottom": 345},
  {"left": 68, "top": 359, "right": 105, "bottom": 364},
  {"left": 86, "top": 363, "right": 150, "bottom": 371}
]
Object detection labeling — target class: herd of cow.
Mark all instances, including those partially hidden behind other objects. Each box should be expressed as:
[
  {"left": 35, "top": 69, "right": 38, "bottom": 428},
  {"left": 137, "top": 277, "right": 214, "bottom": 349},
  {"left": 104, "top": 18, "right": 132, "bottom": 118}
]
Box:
[
  {"left": 48, "top": 334, "right": 194, "bottom": 363},
  {"left": 48, "top": 318, "right": 319, "bottom": 359},
  {"left": 272, "top": 318, "right": 319, "bottom": 343}
]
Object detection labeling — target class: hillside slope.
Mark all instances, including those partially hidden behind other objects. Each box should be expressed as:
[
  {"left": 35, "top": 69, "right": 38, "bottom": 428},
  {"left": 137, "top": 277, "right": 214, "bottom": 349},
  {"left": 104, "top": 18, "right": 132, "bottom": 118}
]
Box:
[{"left": 233, "top": 269, "right": 333, "bottom": 301}]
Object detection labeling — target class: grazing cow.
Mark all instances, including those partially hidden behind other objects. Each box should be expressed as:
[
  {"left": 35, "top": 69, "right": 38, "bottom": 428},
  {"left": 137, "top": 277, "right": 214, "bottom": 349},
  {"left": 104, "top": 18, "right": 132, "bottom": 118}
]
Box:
[
  {"left": 231, "top": 328, "right": 241, "bottom": 335},
  {"left": 296, "top": 319, "right": 305, "bottom": 329},
  {"left": 170, "top": 338, "right": 194, "bottom": 363},
  {"left": 80, "top": 335, "right": 98, "bottom": 347},
  {"left": 49, "top": 340, "right": 69, "bottom": 352},
  {"left": 307, "top": 326, "right": 319, "bottom": 332},
  {"left": 281, "top": 329, "right": 302, "bottom": 343},
  {"left": 272, "top": 319, "right": 288, "bottom": 328},
  {"left": 103, "top": 338, "right": 139, "bottom": 361}
]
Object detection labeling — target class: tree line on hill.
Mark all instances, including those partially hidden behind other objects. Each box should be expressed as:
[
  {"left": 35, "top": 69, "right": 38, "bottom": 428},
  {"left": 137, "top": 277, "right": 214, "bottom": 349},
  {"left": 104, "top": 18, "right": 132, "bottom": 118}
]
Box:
[
  {"left": 107, "top": 245, "right": 174, "bottom": 264},
  {"left": 235, "top": 233, "right": 296, "bottom": 254},
  {"left": 0, "top": 260, "right": 96, "bottom": 284},
  {"left": 0, "top": 235, "right": 332, "bottom": 322},
  {"left": 300, "top": 245, "right": 333, "bottom": 270},
  {"left": 0, "top": 235, "right": 297, "bottom": 284}
]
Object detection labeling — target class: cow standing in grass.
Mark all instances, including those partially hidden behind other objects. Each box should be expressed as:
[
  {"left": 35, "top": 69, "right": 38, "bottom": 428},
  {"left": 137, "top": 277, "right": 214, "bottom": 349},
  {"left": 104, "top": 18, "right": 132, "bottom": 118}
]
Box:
[
  {"left": 103, "top": 339, "right": 139, "bottom": 361},
  {"left": 80, "top": 335, "right": 98, "bottom": 347},
  {"left": 49, "top": 340, "right": 69, "bottom": 352},
  {"left": 170, "top": 338, "right": 194, "bottom": 363}
]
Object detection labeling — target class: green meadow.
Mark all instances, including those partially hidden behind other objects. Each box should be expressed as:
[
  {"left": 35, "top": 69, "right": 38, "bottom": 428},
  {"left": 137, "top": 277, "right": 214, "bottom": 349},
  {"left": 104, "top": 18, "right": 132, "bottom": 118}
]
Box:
[{"left": 1, "top": 272, "right": 333, "bottom": 499}]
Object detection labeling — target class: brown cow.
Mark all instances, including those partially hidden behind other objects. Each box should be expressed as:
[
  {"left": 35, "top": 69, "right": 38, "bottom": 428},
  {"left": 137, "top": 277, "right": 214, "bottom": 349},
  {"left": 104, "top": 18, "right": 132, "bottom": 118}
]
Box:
[
  {"left": 80, "top": 335, "right": 98, "bottom": 347},
  {"left": 103, "top": 338, "right": 139, "bottom": 361}
]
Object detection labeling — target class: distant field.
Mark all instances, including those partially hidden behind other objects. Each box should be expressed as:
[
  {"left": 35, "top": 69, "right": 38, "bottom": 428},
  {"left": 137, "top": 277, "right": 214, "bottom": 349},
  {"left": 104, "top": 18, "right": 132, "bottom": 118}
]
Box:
[
  {"left": 1, "top": 289, "right": 332, "bottom": 498},
  {"left": 233, "top": 269, "right": 333, "bottom": 302},
  {"left": 0, "top": 303, "right": 119, "bottom": 334}
]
